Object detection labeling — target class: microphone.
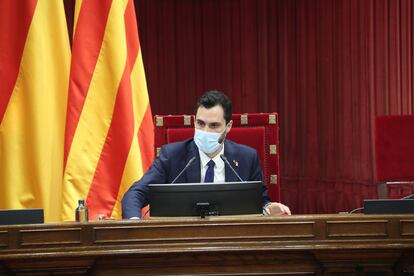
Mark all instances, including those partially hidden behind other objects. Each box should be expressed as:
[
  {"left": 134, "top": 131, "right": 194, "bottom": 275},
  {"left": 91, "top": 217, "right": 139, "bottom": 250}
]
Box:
[
  {"left": 171, "top": 156, "right": 196, "bottom": 184},
  {"left": 220, "top": 154, "right": 244, "bottom": 182}
]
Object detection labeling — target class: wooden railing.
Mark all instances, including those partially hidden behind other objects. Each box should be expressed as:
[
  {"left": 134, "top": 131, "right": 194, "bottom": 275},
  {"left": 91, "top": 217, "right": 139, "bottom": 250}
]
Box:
[{"left": 1, "top": 214, "right": 414, "bottom": 275}]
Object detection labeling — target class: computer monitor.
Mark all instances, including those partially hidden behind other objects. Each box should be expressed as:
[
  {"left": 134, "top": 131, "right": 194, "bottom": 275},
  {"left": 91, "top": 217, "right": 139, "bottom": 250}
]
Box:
[
  {"left": 363, "top": 199, "right": 414, "bottom": 214},
  {"left": 148, "top": 181, "right": 264, "bottom": 217},
  {"left": 0, "top": 208, "right": 44, "bottom": 225}
]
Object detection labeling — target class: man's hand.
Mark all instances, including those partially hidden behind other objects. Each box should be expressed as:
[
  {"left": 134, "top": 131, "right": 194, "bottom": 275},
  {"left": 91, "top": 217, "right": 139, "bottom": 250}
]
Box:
[{"left": 264, "top": 202, "right": 291, "bottom": 216}]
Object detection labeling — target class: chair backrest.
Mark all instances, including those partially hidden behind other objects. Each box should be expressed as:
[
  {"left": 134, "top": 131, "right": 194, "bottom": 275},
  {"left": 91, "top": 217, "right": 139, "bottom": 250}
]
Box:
[
  {"left": 154, "top": 113, "right": 280, "bottom": 201},
  {"left": 375, "top": 115, "right": 414, "bottom": 198}
]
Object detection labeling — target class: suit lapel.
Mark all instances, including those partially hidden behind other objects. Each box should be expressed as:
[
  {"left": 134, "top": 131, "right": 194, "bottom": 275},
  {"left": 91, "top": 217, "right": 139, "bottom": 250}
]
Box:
[
  {"left": 185, "top": 140, "right": 242, "bottom": 183},
  {"left": 185, "top": 141, "right": 201, "bottom": 183},
  {"left": 224, "top": 141, "right": 240, "bottom": 182}
]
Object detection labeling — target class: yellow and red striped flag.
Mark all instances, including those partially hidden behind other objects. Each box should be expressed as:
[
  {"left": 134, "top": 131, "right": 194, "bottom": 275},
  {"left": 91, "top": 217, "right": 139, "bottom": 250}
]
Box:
[
  {"left": 0, "top": 1, "right": 70, "bottom": 222},
  {"left": 62, "top": 0, "right": 154, "bottom": 221}
]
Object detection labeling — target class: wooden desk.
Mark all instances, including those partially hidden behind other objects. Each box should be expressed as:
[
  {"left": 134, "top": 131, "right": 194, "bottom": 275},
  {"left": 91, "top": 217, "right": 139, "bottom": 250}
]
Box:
[{"left": 0, "top": 214, "right": 414, "bottom": 275}]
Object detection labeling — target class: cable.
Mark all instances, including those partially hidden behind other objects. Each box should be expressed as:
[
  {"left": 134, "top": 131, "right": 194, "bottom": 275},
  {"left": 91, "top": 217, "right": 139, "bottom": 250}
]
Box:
[{"left": 349, "top": 207, "right": 364, "bottom": 214}]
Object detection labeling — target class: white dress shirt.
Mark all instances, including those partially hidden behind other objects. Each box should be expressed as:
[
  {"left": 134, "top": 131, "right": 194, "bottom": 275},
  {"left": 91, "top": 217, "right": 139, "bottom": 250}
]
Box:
[{"left": 198, "top": 145, "right": 225, "bottom": 183}]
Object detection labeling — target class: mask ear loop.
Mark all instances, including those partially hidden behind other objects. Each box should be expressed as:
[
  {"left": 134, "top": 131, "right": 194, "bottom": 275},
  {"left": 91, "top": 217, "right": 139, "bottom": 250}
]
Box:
[{"left": 218, "top": 128, "right": 227, "bottom": 144}]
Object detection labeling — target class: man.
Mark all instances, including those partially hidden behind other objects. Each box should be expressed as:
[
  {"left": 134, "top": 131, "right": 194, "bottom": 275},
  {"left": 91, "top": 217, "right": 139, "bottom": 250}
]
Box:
[{"left": 122, "top": 91, "right": 290, "bottom": 219}]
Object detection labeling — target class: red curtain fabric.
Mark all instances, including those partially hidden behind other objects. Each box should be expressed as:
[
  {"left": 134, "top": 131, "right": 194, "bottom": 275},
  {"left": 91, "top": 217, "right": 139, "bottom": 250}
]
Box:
[
  {"left": 132, "top": 0, "right": 414, "bottom": 214},
  {"left": 65, "top": 0, "right": 414, "bottom": 214}
]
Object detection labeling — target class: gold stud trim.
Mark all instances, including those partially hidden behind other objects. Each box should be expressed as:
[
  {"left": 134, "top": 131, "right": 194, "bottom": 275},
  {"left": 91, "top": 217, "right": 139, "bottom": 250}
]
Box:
[
  {"left": 270, "top": 145, "right": 277, "bottom": 155},
  {"left": 155, "top": 117, "right": 163, "bottom": 127},
  {"left": 270, "top": 175, "right": 277, "bottom": 185},
  {"left": 269, "top": 114, "right": 276, "bottom": 125},
  {"left": 184, "top": 115, "right": 191, "bottom": 126},
  {"left": 241, "top": 114, "right": 248, "bottom": 125}
]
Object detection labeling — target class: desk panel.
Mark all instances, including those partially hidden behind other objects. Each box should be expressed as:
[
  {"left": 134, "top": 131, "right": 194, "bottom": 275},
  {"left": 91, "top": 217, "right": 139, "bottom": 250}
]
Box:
[{"left": 0, "top": 214, "right": 413, "bottom": 275}]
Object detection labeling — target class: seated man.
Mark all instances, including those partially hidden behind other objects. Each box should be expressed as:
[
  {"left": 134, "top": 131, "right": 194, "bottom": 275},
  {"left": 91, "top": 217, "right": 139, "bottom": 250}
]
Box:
[{"left": 122, "top": 91, "right": 290, "bottom": 219}]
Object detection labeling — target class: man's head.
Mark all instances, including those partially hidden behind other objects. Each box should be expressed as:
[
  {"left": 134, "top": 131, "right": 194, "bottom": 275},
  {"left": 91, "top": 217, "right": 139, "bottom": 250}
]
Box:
[
  {"left": 194, "top": 91, "right": 233, "bottom": 157},
  {"left": 195, "top": 91, "right": 232, "bottom": 124}
]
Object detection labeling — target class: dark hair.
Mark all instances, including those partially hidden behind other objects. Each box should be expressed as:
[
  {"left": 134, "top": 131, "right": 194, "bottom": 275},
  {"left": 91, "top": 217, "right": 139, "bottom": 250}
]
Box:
[{"left": 195, "top": 91, "right": 233, "bottom": 124}]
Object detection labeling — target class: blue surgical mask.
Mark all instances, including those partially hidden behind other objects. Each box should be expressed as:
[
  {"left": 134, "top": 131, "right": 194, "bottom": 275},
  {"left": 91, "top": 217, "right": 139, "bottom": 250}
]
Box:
[{"left": 194, "top": 129, "right": 224, "bottom": 154}]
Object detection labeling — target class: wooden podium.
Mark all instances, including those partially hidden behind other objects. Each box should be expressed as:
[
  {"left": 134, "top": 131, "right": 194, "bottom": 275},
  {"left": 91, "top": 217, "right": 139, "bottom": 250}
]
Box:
[{"left": 1, "top": 214, "right": 414, "bottom": 275}]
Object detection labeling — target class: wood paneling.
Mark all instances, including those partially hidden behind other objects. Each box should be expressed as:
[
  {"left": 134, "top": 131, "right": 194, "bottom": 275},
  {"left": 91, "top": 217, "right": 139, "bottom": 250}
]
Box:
[{"left": 1, "top": 215, "right": 414, "bottom": 275}]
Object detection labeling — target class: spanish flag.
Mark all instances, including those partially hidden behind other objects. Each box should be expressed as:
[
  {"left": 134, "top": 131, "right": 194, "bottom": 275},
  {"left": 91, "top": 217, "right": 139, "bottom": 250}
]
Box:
[
  {"left": 62, "top": 0, "right": 154, "bottom": 221},
  {"left": 0, "top": 1, "right": 70, "bottom": 222}
]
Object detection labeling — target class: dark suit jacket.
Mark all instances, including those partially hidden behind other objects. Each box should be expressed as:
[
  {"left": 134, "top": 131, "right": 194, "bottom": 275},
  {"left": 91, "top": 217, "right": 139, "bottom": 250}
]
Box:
[{"left": 121, "top": 139, "right": 270, "bottom": 218}]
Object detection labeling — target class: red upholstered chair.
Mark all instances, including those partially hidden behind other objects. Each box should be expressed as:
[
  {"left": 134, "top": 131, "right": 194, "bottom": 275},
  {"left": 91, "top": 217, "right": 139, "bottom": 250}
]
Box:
[
  {"left": 154, "top": 113, "right": 280, "bottom": 202},
  {"left": 375, "top": 115, "right": 414, "bottom": 198}
]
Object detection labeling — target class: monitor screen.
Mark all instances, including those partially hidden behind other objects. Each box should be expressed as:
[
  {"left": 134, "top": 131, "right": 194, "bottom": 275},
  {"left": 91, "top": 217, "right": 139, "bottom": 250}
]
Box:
[{"left": 148, "top": 181, "right": 264, "bottom": 217}]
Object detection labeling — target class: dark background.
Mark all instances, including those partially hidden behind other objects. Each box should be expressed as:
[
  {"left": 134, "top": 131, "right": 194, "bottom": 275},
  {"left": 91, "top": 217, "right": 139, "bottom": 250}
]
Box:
[{"left": 65, "top": 0, "right": 414, "bottom": 214}]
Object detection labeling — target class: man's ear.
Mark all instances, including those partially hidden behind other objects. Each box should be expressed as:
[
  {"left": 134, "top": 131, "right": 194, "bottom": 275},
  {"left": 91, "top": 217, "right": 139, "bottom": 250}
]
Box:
[{"left": 226, "top": 120, "right": 233, "bottom": 132}]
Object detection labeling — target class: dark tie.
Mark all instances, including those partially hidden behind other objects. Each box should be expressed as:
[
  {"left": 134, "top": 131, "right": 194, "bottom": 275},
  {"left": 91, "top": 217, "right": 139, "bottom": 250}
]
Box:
[{"left": 204, "top": 160, "right": 215, "bottom": 182}]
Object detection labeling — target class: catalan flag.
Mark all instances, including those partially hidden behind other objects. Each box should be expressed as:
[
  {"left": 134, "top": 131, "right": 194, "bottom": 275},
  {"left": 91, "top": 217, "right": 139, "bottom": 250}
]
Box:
[
  {"left": 62, "top": 0, "right": 154, "bottom": 221},
  {"left": 0, "top": 1, "right": 70, "bottom": 222}
]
